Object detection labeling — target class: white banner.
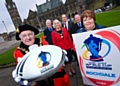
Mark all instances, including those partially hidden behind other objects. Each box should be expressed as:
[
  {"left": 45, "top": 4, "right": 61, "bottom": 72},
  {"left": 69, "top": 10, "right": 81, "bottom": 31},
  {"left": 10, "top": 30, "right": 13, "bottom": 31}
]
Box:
[{"left": 72, "top": 25, "right": 120, "bottom": 86}]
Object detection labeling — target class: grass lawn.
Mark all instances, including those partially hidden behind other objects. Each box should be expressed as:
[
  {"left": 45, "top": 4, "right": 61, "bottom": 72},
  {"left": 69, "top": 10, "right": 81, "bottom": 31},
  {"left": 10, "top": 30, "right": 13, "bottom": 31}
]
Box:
[
  {"left": 0, "top": 47, "right": 16, "bottom": 65},
  {"left": 96, "top": 10, "right": 120, "bottom": 27},
  {"left": 0, "top": 6, "right": 120, "bottom": 65}
]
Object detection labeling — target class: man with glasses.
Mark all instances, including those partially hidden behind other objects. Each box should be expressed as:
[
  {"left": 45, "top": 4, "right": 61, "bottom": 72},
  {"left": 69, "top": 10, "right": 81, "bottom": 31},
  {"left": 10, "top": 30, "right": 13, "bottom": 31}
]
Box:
[{"left": 14, "top": 24, "right": 48, "bottom": 86}]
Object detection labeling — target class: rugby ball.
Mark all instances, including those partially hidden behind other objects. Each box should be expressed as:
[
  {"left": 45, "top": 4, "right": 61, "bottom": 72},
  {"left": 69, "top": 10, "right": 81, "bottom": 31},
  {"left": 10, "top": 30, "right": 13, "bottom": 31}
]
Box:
[{"left": 13, "top": 45, "right": 65, "bottom": 81}]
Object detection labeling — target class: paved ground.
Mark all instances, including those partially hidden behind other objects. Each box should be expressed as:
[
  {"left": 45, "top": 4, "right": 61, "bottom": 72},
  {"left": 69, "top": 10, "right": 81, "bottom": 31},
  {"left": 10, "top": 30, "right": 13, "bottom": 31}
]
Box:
[
  {"left": 0, "top": 37, "right": 20, "bottom": 54},
  {"left": 0, "top": 66, "right": 19, "bottom": 86},
  {"left": 0, "top": 39, "right": 89, "bottom": 86},
  {"left": 0, "top": 62, "right": 88, "bottom": 86}
]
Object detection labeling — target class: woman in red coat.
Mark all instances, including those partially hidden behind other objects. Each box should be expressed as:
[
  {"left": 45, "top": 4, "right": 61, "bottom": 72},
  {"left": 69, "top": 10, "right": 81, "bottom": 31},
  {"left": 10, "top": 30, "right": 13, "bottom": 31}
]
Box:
[{"left": 52, "top": 19, "right": 75, "bottom": 78}]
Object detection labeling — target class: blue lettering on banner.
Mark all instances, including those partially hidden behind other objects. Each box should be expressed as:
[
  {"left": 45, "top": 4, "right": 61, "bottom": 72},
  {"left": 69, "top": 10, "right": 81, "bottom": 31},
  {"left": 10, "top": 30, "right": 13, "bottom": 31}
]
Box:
[
  {"left": 86, "top": 62, "right": 112, "bottom": 70},
  {"left": 86, "top": 71, "right": 116, "bottom": 78}
]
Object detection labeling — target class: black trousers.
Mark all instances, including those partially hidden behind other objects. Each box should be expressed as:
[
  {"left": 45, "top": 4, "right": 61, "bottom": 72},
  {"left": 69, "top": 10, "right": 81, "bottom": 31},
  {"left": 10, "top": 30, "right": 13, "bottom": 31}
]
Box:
[
  {"left": 71, "top": 49, "right": 79, "bottom": 66},
  {"left": 71, "top": 49, "right": 77, "bottom": 61},
  {"left": 37, "top": 77, "right": 54, "bottom": 86}
]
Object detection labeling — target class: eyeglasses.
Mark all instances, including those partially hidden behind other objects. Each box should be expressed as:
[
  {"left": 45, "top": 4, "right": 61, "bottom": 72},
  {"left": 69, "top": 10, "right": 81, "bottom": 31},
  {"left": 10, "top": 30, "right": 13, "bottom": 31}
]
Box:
[{"left": 20, "top": 32, "right": 34, "bottom": 38}]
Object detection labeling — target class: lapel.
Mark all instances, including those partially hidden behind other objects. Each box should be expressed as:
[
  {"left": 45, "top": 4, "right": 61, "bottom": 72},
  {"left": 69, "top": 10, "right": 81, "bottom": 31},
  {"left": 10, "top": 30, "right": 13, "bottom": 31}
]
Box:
[
  {"left": 68, "top": 21, "right": 70, "bottom": 31},
  {"left": 62, "top": 22, "right": 64, "bottom": 27},
  {"left": 52, "top": 26, "right": 55, "bottom": 31},
  {"left": 76, "top": 23, "right": 80, "bottom": 29},
  {"left": 46, "top": 28, "right": 50, "bottom": 33},
  {"left": 67, "top": 21, "right": 72, "bottom": 31}
]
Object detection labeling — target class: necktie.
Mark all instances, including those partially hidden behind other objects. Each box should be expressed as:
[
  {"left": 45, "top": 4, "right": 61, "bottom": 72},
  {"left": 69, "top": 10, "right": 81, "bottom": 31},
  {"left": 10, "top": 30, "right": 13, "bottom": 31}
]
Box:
[
  {"left": 49, "top": 28, "right": 52, "bottom": 32},
  {"left": 64, "top": 23, "right": 67, "bottom": 29},
  {"left": 78, "top": 23, "right": 81, "bottom": 28}
]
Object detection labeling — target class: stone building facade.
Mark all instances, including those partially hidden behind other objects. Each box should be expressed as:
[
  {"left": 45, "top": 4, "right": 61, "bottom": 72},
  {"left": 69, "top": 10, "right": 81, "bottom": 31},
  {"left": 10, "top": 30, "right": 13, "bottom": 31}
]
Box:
[
  {"left": 5, "top": 0, "right": 86, "bottom": 30},
  {"left": 5, "top": 0, "right": 22, "bottom": 29}
]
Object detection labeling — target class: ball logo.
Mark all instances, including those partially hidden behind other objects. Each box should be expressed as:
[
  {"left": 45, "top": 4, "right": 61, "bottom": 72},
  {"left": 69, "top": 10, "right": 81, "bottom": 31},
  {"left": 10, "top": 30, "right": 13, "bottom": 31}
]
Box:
[
  {"left": 81, "top": 34, "right": 111, "bottom": 61},
  {"left": 37, "top": 51, "right": 51, "bottom": 68},
  {"left": 13, "top": 45, "right": 65, "bottom": 82}
]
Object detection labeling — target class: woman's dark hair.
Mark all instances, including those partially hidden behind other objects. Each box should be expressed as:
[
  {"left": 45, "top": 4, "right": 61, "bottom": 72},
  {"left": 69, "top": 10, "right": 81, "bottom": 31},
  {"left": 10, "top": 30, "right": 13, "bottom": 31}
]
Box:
[{"left": 81, "top": 10, "right": 96, "bottom": 27}]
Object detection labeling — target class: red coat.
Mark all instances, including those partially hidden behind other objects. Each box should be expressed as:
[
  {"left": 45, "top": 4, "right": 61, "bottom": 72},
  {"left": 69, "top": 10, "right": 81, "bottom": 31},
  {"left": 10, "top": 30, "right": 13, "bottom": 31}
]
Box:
[
  {"left": 52, "top": 28, "right": 73, "bottom": 50},
  {"left": 14, "top": 48, "right": 24, "bottom": 64}
]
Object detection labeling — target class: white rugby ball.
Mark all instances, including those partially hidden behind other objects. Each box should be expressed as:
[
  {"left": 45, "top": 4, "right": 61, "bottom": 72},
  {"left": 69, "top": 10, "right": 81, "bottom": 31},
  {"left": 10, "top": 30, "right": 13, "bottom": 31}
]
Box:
[{"left": 14, "top": 45, "right": 65, "bottom": 81}]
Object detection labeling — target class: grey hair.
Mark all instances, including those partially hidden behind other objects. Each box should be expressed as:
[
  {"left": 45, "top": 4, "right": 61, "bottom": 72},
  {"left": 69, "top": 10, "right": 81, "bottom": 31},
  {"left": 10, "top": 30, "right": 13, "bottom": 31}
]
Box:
[
  {"left": 46, "top": 19, "right": 51, "bottom": 25},
  {"left": 74, "top": 14, "right": 81, "bottom": 18},
  {"left": 53, "top": 19, "right": 62, "bottom": 28}
]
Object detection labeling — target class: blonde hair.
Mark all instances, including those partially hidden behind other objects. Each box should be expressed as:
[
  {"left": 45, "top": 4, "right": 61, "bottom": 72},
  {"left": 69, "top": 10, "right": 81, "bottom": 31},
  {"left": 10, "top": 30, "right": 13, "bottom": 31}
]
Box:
[{"left": 53, "top": 19, "right": 62, "bottom": 28}]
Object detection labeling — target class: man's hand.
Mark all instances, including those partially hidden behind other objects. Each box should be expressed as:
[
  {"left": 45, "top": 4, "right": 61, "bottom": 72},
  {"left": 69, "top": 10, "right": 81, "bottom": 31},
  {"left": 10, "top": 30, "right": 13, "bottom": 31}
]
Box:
[{"left": 28, "top": 44, "right": 38, "bottom": 51}]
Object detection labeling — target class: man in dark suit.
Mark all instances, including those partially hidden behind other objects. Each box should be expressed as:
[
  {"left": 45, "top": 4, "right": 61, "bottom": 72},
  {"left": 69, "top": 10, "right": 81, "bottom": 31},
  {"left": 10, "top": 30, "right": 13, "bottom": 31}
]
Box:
[
  {"left": 70, "top": 14, "right": 83, "bottom": 34},
  {"left": 44, "top": 19, "right": 54, "bottom": 45},
  {"left": 61, "top": 14, "right": 73, "bottom": 34}
]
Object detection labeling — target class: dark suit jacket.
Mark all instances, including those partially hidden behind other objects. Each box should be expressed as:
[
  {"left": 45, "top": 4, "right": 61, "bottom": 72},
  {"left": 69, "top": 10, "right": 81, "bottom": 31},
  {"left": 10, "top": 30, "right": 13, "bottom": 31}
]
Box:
[
  {"left": 70, "top": 22, "right": 83, "bottom": 35},
  {"left": 44, "top": 27, "right": 54, "bottom": 45},
  {"left": 62, "top": 21, "right": 73, "bottom": 38}
]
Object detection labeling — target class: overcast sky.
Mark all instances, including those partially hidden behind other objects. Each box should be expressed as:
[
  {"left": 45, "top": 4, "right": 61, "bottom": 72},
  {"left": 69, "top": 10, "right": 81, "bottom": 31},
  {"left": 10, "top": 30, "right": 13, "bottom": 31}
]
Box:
[{"left": 0, "top": 0, "right": 46, "bottom": 33}]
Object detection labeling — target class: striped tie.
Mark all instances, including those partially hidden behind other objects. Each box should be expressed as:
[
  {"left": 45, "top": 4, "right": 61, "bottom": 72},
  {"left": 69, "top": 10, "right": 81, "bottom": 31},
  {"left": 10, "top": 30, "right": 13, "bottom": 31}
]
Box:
[
  {"left": 49, "top": 28, "right": 52, "bottom": 32},
  {"left": 78, "top": 23, "right": 81, "bottom": 28}
]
